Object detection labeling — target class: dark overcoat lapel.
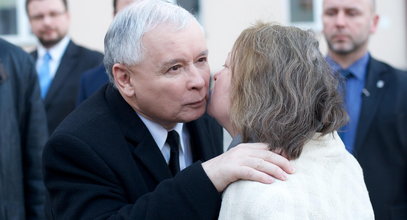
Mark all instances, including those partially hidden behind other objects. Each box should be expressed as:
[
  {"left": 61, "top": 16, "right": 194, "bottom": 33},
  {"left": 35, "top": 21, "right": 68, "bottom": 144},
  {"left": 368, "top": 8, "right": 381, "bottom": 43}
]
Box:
[
  {"left": 105, "top": 85, "right": 223, "bottom": 185},
  {"left": 354, "top": 57, "right": 388, "bottom": 155},
  {"left": 44, "top": 41, "right": 79, "bottom": 103},
  {"left": 105, "top": 85, "right": 172, "bottom": 185}
]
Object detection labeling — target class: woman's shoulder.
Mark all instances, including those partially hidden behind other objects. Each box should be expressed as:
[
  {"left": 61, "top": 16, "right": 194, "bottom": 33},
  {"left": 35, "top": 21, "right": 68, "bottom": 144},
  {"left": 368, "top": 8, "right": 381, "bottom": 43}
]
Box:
[{"left": 219, "top": 180, "right": 301, "bottom": 220}]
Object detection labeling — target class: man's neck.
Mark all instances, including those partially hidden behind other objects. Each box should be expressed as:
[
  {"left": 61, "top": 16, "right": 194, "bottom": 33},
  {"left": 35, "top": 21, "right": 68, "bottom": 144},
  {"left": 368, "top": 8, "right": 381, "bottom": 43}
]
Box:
[
  {"left": 40, "top": 39, "right": 62, "bottom": 50},
  {"left": 328, "top": 49, "right": 368, "bottom": 69},
  {"left": 38, "top": 36, "right": 69, "bottom": 51}
]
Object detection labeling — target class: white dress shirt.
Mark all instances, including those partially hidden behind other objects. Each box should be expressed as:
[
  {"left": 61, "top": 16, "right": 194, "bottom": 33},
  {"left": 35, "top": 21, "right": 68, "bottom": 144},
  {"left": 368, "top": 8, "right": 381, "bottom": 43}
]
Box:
[
  {"left": 137, "top": 113, "right": 193, "bottom": 170},
  {"left": 35, "top": 36, "right": 70, "bottom": 79}
]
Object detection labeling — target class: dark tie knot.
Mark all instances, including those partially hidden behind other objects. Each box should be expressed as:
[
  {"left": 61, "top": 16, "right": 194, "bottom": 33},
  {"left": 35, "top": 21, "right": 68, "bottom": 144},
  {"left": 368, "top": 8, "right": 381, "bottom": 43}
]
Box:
[
  {"left": 167, "top": 130, "right": 180, "bottom": 150},
  {"left": 339, "top": 69, "right": 354, "bottom": 79}
]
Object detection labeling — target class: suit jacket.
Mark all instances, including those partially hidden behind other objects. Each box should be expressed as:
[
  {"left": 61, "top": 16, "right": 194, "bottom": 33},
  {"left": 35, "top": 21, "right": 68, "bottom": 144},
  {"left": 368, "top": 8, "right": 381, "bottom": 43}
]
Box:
[
  {"left": 219, "top": 133, "right": 374, "bottom": 220},
  {"left": 31, "top": 40, "right": 103, "bottom": 134},
  {"left": 43, "top": 84, "right": 224, "bottom": 219},
  {"left": 353, "top": 57, "right": 407, "bottom": 220},
  {"left": 77, "top": 64, "right": 109, "bottom": 105},
  {"left": 0, "top": 38, "right": 48, "bottom": 220}
]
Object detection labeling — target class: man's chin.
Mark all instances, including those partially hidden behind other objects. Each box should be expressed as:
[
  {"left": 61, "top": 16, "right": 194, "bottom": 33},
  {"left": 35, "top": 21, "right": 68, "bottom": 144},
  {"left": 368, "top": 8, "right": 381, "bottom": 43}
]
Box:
[
  {"left": 39, "top": 37, "right": 64, "bottom": 48},
  {"left": 181, "top": 108, "right": 206, "bottom": 122},
  {"left": 330, "top": 44, "right": 355, "bottom": 55}
]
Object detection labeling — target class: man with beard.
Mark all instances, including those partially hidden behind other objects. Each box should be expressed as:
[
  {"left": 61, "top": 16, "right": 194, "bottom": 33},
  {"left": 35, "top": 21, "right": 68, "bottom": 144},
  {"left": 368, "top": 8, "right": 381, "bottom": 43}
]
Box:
[
  {"left": 322, "top": 0, "right": 407, "bottom": 219},
  {"left": 26, "top": 0, "right": 103, "bottom": 134}
]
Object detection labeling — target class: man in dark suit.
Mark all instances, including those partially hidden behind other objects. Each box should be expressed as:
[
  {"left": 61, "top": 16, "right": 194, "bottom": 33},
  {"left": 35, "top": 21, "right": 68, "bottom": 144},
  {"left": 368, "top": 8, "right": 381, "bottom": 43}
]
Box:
[
  {"left": 43, "top": 1, "right": 294, "bottom": 219},
  {"left": 26, "top": 0, "right": 103, "bottom": 133},
  {"left": 77, "top": 65, "right": 109, "bottom": 104},
  {"left": 322, "top": 0, "right": 407, "bottom": 219},
  {"left": 0, "top": 38, "right": 48, "bottom": 220}
]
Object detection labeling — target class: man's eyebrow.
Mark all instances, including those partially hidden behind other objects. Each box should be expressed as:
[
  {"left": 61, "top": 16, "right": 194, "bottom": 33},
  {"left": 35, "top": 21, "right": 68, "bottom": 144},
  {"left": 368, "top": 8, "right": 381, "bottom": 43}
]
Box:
[
  {"left": 161, "top": 58, "right": 186, "bottom": 69},
  {"left": 160, "top": 50, "right": 209, "bottom": 69},
  {"left": 197, "top": 50, "right": 209, "bottom": 58}
]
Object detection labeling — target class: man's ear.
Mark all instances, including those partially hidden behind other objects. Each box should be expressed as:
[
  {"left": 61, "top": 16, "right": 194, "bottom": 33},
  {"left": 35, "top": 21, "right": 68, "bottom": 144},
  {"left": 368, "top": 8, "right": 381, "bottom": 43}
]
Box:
[
  {"left": 370, "top": 14, "right": 380, "bottom": 34},
  {"left": 112, "top": 63, "right": 135, "bottom": 97}
]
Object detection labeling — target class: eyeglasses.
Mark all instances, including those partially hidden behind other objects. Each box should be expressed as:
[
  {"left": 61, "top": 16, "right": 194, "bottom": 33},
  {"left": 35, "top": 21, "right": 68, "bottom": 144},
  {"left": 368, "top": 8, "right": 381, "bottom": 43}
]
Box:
[{"left": 30, "top": 11, "right": 66, "bottom": 22}]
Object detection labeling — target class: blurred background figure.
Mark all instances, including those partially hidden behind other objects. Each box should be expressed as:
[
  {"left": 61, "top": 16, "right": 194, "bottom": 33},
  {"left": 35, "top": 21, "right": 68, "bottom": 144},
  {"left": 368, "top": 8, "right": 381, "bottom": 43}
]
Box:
[
  {"left": 26, "top": 0, "right": 103, "bottom": 134},
  {"left": 322, "top": 0, "right": 407, "bottom": 219},
  {"left": 0, "top": 37, "right": 48, "bottom": 220},
  {"left": 77, "top": 0, "right": 137, "bottom": 105},
  {"left": 208, "top": 22, "right": 373, "bottom": 219}
]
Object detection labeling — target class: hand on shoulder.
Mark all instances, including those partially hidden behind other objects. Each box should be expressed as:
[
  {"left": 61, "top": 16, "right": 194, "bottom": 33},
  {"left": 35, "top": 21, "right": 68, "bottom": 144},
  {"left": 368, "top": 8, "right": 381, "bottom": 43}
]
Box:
[{"left": 202, "top": 143, "right": 295, "bottom": 192}]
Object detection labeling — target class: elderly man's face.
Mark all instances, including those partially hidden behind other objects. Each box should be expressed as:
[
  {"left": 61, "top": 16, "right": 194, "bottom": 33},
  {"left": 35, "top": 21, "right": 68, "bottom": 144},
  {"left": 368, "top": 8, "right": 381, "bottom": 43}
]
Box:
[{"left": 118, "top": 21, "right": 210, "bottom": 129}]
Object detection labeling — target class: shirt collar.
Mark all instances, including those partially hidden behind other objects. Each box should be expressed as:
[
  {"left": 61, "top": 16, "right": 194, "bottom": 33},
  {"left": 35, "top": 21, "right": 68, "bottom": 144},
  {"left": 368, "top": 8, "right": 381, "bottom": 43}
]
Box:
[
  {"left": 37, "top": 36, "right": 70, "bottom": 62},
  {"left": 137, "top": 113, "right": 185, "bottom": 153},
  {"left": 326, "top": 52, "right": 370, "bottom": 81}
]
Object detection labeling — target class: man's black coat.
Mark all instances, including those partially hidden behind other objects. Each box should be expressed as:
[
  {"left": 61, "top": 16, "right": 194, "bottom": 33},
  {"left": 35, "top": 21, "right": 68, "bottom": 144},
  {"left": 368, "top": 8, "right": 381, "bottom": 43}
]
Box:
[{"left": 43, "top": 84, "right": 224, "bottom": 219}]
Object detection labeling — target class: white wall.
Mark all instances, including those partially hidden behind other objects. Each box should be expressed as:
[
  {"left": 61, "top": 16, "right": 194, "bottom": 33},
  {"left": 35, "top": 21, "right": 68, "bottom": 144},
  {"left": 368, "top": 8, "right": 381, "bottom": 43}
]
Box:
[
  {"left": 19, "top": 0, "right": 404, "bottom": 69},
  {"left": 369, "top": 0, "right": 406, "bottom": 70},
  {"left": 202, "top": 0, "right": 286, "bottom": 74},
  {"left": 202, "top": 0, "right": 406, "bottom": 73},
  {"left": 68, "top": 0, "right": 112, "bottom": 52}
]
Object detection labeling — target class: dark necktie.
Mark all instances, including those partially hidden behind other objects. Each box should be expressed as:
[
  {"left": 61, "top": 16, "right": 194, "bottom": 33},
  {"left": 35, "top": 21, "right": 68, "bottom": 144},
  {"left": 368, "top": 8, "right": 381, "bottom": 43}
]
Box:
[
  {"left": 166, "top": 130, "right": 181, "bottom": 176},
  {"left": 338, "top": 68, "right": 355, "bottom": 102},
  {"left": 338, "top": 69, "right": 356, "bottom": 152},
  {"left": 340, "top": 69, "right": 352, "bottom": 78}
]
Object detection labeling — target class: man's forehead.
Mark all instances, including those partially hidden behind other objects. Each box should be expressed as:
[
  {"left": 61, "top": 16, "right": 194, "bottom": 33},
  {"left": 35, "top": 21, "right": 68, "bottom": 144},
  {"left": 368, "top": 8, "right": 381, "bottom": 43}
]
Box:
[
  {"left": 323, "top": 0, "right": 372, "bottom": 9},
  {"left": 143, "top": 22, "right": 206, "bottom": 51},
  {"left": 137, "top": 31, "right": 207, "bottom": 72},
  {"left": 29, "top": 0, "right": 65, "bottom": 6},
  {"left": 146, "top": 21, "right": 204, "bottom": 37},
  {"left": 28, "top": 0, "right": 66, "bottom": 10}
]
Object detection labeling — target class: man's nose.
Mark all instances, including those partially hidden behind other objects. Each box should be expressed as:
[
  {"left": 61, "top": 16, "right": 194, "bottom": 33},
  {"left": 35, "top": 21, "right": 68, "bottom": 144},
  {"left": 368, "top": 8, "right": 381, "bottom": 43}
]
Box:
[
  {"left": 187, "top": 66, "right": 206, "bottom": 90},
  {"left": 40, "top": 15, "right": 53, "bottom": 26},
  {"left": 335, "top": 11, "right": 346, "bottom": 27}
]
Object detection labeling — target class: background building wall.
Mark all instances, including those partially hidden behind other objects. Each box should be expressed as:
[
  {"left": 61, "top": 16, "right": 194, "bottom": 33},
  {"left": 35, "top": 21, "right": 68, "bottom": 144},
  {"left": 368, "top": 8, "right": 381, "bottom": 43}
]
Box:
[
  {"left": 12, "top": 0, "right": 405, "bottom": 70},
  {"left": 368, "top": 0, "right": 407, "bottom": 70},
  {"left": 3, "top": 0, "right": 405, "bottom": 147},
  {"left": 69, "top": 0, "right": 112, "bottom": 52},
  {"left": 35, "top": 0, "right": 407, "bottom": 148},
  {"left": 201, "top": 0, "right": 406, "bottom": 72}
]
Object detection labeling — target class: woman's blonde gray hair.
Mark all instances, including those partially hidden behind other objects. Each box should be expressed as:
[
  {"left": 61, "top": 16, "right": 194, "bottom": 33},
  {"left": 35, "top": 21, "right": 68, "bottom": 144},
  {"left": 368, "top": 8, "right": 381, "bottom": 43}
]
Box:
[{"left": 230, "top": 23, "right": 347, "bottom": 159}]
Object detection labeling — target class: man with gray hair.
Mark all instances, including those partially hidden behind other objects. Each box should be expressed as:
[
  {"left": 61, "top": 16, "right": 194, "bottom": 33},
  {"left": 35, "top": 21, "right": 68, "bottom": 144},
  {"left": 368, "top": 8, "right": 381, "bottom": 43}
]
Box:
[{"left": 43, "top": 0, "right": 294, "bottom": 219}]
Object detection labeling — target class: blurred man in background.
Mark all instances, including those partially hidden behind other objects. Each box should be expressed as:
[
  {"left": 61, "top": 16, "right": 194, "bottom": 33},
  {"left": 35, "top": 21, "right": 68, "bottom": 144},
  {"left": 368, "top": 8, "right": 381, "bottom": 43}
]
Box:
[
  {"left": 322, "top": 0, "right": 407, "bottom": 219},
  {"left": 26, "top": 0, "right": 103, "bottom": 133}
]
